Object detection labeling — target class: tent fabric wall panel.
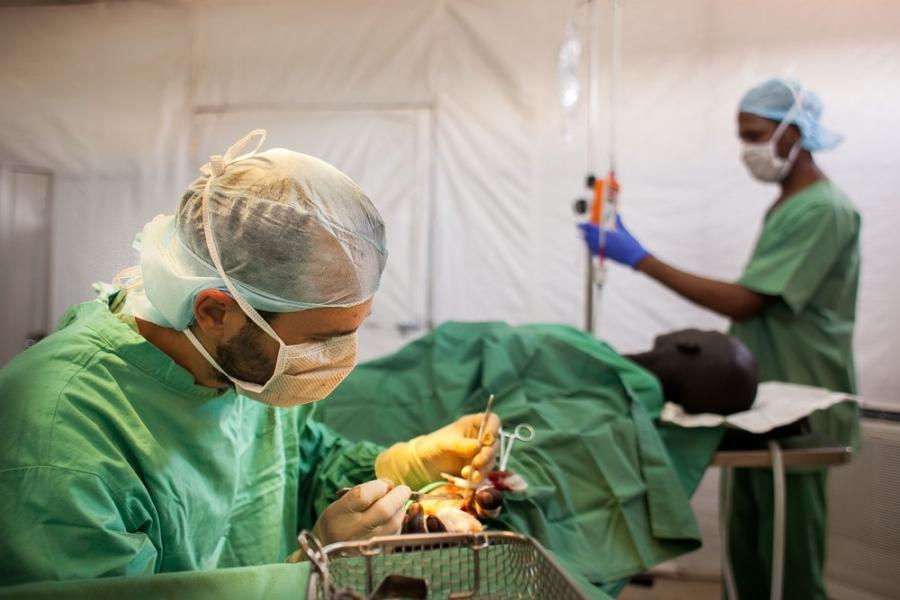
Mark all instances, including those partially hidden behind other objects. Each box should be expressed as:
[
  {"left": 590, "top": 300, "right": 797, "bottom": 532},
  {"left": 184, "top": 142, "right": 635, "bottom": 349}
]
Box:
[
  {"left": 191, "top": 0, "right": 437, "bottom": 109},
  {"left": 0, "top": 3, "right": 190, "bottom": 177},
  {"left": 0, "top": 0, "right": 897, "bottom": 404}
]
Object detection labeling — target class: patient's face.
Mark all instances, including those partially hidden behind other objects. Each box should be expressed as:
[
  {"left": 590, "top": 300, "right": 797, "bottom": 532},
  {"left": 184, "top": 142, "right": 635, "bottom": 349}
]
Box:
[{"left": 627, "top": 329, "right": 758, "bottom": 415}]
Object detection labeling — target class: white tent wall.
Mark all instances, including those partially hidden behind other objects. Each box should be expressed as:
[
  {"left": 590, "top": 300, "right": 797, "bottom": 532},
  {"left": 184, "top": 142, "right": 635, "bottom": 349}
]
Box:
[
  {"left": 434, "top": 0, "right": 900, "bottom": 406},
  {"left": 0, "top": 2, "right": 898, "bottom": 388},
  {"left": 0, "top": 1, "right": 192, "bottom": 341},
  {"left": 1, "top": 0, "right": 899, "bottom": 593}
]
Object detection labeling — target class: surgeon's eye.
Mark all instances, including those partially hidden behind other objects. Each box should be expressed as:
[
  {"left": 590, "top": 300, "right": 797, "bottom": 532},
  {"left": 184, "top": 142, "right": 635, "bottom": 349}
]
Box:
[{"left": 740, "top": 130, "right": 766, "bottom": 143}]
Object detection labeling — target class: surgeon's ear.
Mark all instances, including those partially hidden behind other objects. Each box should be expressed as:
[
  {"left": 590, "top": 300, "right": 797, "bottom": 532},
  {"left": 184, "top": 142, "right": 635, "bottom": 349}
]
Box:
[{"left": 193, "top": 289, "right": 239, "bottom": 337}]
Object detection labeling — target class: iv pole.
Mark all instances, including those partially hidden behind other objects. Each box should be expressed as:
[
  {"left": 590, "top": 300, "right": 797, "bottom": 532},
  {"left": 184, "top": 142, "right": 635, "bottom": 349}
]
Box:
[
  {"left": 583, "top": 0, "right": 600, "bottom": 333},
  {"left": 578, "top": 0, "right": 623, "bottom": 334}
]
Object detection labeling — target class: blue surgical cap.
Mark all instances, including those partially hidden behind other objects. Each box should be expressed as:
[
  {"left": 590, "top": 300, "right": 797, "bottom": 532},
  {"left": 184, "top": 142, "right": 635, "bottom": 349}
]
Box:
[{"left": 739, "top": 78, "right": 842, "bottom": 152}]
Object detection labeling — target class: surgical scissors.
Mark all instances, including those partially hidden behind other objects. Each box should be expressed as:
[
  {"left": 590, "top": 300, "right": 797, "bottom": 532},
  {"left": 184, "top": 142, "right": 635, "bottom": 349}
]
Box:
[{"left": 498, "top": 424, "right": 535, "bottom": 471}]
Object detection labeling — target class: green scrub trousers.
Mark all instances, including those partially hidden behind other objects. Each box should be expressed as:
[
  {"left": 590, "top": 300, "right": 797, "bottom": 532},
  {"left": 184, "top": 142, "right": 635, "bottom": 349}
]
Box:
[{"left": 728, "top": 180, "right": 861, "bottom": 599}]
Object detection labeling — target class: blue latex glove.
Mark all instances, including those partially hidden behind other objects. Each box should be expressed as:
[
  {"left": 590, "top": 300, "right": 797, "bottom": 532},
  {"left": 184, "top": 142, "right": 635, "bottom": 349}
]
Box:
[{"left": 578, "top": 215, "right": 650, "bottom": 268}]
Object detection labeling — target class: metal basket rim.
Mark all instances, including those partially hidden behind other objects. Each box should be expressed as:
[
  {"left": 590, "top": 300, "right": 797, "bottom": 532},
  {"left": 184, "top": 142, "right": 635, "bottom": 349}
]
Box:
[
  {"left": 303, "top": 530, "right": 591, "bottom": 600},
  {"left": 321, "top": 531, "right": 530, "bottom": 557}
]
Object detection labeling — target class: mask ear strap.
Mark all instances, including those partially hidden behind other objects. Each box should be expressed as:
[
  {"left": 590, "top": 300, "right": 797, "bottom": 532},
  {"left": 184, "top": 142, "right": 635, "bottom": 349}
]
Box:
[
  {"left": 785, "top": 138, "right": 803, "bottom": 163},
  {"left": 194, "top": 130, "right": 285, "bottom": 346},
  {"left": 183, "top": 327, "right": 230, "bottom": 378},
  {"left": 198, "top": 174, "right": 284, "bottom": 343},
  {"left": 184, "top": 323, "right": 270, "bottom": 394}
]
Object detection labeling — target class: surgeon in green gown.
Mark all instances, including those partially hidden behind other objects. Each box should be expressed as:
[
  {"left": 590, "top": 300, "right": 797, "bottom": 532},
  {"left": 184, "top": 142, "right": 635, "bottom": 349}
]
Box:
[
  {"left": 580, "top": 78, "right": 861, "bottom": 599},
  {"left": 0, "top": 131, "right": 501, "bottom": 586}
]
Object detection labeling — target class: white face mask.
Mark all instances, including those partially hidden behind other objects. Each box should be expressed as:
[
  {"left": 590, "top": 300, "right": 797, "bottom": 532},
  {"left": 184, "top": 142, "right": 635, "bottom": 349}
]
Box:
[
  {"left": 184, "top": 328, "right": 358, "bottom": 407},
  {"left": 740, "top": 118, "right": 802, "bottom": 183},
  {"left": 183, "top": 130, "right": 360, "bottom": 407}
]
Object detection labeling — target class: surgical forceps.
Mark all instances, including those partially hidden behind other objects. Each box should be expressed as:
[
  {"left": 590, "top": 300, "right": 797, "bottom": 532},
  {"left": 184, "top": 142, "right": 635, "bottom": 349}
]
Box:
[{"left": 498, "top": 424, "right": 535, "bottom": 471}]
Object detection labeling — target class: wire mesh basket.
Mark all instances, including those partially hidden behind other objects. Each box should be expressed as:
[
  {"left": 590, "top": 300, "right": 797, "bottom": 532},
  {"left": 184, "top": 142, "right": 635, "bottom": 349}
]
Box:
[{"left": 300, "top": 531, "right": 589, "bottom": 600}]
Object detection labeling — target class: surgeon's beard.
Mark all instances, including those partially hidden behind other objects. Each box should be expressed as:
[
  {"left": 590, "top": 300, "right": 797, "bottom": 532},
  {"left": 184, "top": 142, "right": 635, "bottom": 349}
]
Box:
[{"left": 213, "top": 318, "right": 277, "bottom": 387}]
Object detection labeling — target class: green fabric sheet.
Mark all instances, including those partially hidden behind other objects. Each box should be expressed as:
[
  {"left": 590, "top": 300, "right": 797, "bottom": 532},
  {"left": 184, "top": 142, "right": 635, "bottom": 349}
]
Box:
[
  {"left": 0, "top": 563, "right": 311, "bottom": 600},
  {"left": 318, "top": 321, "right": 722, "bottom": 586}
]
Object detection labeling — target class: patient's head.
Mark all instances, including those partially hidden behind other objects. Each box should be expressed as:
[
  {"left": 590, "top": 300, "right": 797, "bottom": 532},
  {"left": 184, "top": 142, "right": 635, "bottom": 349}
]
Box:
[{"left": 625, "top": 329, "right": 758, "bottom": 415}]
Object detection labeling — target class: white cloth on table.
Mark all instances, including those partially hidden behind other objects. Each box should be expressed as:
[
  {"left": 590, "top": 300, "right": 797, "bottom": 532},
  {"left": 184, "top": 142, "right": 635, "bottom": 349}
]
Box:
[{"left": 660, "top": 382, "right": 858, "bottom": 433}]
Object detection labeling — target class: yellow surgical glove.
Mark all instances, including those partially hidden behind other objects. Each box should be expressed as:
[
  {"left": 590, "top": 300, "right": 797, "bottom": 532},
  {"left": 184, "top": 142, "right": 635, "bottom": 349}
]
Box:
[{"left": 375, "top": 413, "right": 501, "bottom": 490}]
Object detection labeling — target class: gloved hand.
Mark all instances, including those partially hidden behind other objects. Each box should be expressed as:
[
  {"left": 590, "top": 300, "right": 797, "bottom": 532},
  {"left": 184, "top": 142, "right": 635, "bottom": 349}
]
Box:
[
  {"left": 578, "top": 215, "right": 650, "bottom": 268},
  {"left": 375, "top": 413, "right": 502, "bottom": 490},
  {"left": 310, "top": 479, "right": 411, "bottom": 546}
]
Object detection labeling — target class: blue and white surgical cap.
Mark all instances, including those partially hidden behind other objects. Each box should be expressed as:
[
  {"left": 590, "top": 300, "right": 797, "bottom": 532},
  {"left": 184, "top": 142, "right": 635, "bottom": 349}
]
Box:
[
  {"left": 739, "top": 78, "right": 842, "bottom": 152},
  {"left": 121, "top": 130, "right": 388, "bottom": 330}
]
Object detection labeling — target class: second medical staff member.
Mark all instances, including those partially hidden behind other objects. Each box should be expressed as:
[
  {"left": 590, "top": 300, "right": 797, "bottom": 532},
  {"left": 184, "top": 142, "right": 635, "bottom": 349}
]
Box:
[
  {"left": 0, "top": 130, "right": 499, "bottom": 585},
  {"left": 581, "top": 79, "right": 860, "bottom": 599}
]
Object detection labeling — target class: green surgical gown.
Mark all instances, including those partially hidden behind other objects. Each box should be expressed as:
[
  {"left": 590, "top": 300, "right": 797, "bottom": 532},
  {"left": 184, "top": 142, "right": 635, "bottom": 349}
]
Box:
[
  {"left": 727, "top": 180, "right": 861, "bottom": 600},
  {"left": 0, "top": 294, "right": 383, "bottom": 586},
  {"left": 731, "top": 179, "right": 860, "bottom": 395}
]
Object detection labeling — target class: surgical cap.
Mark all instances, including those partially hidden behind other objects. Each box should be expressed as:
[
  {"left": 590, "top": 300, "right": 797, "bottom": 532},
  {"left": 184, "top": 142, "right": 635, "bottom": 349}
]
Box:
[
  {"left": 738, "top": 78, "right": 842, "bottom": 152},
  {"left": 125, "top": 130, "right": 387, "bottom": 330}
]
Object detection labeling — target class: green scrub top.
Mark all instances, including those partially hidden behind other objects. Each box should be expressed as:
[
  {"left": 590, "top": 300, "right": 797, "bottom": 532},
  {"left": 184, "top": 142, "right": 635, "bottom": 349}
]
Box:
[
  {"left": 730, "top": 179, "right": 861, "bottom": 443},
  {"left": 0, "top": 293, "right": 383, "bottom": 586}
]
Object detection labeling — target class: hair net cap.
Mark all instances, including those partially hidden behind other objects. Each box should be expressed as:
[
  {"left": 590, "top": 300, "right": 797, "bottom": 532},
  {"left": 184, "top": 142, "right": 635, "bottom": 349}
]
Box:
[
  {"left": 739, "top": 78, "right": 842, "bottom": 152},
  {"left": 122, "top": 130, "right": 387, "bottom": 330}
]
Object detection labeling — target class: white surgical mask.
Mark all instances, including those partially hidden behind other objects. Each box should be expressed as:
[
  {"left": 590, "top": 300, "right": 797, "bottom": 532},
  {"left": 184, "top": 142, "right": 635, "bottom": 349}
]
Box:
[
  {"left": 740, "top": 89, "right": 804, "bottom": 183},
  {"left": 183, "top": 130, "right": 360, "bottom": 407},
  {"left": 184, "top": 328, "right": 358, "bottom": 407}
]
